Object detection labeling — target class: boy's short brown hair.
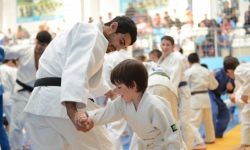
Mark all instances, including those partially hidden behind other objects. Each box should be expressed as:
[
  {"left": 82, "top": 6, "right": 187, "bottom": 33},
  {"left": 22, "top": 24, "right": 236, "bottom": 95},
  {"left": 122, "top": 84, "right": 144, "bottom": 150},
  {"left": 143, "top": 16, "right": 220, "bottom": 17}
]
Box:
[
  {"left": 223, "top": 56, "right": 239, "bottom": 71},
  {"left": 111, "top": 59, "right": 148, "bottom": 92}
]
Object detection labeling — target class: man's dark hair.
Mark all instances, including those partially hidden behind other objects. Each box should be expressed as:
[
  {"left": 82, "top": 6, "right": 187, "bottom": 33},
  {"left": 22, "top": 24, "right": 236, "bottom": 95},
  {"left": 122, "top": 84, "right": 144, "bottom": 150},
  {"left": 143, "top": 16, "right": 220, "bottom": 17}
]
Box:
[
  {"left": 161, "top": 35, "right": 175, "bottom": 45},
  {"left": 188, "top": 52, "right": 199, "bottom": 64},
  {"left": 223, "top": 56, "right": 239, "bottom": 71},
  {"left": 104, "top": 16, "right": 137, "bottom": 45},
  {"left": 149, "top": 49, "right": 162, "bottom": 59},
  {"left": 111, "top": 59, "right": 148, "bottom": 93},
  {"left": 36, "top": 31, "right": 52, "bottom": 44}
]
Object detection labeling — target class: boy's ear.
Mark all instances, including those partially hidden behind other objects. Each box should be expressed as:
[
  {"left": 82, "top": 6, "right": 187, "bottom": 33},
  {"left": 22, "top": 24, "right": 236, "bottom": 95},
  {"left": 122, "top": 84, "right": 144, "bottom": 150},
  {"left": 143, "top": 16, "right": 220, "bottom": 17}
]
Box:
[{"left": 132, "top": 81, "right": 137, "bottom": 91}]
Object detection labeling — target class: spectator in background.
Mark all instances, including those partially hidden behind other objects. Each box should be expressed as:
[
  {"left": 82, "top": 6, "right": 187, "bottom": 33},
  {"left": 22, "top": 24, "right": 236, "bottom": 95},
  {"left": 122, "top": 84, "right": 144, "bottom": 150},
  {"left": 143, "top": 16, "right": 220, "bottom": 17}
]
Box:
[
  {"left": 38, "top": 22, "right": 50, "bottom": 32},
  {"left": 203, "top": 19, "right": 219, "bottom": 57},
  {"left": 223, "top": 1, "right": 233, "bottom": 20},
  {"left": 99, "top": 16, "right": 104, "bottom": 25},
  {"left": 143, "top": 11, "right": 153, "bottom": 27},
  {"left": 230, "top": 9, "right": 238, "bottom": 27},
  {"left": 125, "top": 3, "right": 137, "bottom": 19},
  {"left": 201, "top": 14, "right": 211, "bottom": 28},
  {"left": 15, "top": 25, "right": 30, "bottom": 39},
  {"left": 88, "top": 17, "right": 94, "bottom": 23},
  {"left": 163, "top": 11, "right": 174, "bottom": 28},
  {"left": 107, "top": 12, "right": 112, "bottom": 21},
  {"left": 195, "top": 22, "right": 208, "bottom": 57},
  {"left": 244, "top": 6, "right": 250, "bottom": 34},
  {"left": 153, "top": 13, "right": 162, "bottom": 27}
]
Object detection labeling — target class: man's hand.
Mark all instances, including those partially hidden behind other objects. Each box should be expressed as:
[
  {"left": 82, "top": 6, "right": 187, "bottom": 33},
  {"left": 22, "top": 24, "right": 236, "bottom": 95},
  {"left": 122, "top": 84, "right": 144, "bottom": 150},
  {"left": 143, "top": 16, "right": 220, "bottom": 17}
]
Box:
[{"left": 65, "top": 101, "right": 93, "bottom": 132}]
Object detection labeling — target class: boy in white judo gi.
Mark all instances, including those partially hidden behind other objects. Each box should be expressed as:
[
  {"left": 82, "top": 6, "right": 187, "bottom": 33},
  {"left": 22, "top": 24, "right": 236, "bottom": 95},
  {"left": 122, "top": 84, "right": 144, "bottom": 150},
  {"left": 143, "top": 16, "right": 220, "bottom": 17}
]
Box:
[
  {"left": 3, "top": 31, "right": 52, "bottom": 150},
  {"left": 83, "top": 59, "right": 186, "bottom": 150},
  {"left": 24, "top": 16, "right": 137, "bottom": 150},
  {"left": 186, "top": 53, "right": 218, "bottom": 147},
  {"left": 146, "top": 64, "right": 178, "bottom": 120},
  {"left": 100, "top": 49, "right": 133, "bottom": 150},
  {"left": 158, "top": 36, "right": 195, "bottom": 149}
]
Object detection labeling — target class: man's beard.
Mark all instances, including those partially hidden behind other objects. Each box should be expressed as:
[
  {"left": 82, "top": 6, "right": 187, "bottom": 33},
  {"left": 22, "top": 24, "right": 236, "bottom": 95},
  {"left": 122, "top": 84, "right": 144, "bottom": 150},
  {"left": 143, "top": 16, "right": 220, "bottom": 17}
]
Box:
[{"left": 106, "top": 33, "right": 116, "bottom": 53}]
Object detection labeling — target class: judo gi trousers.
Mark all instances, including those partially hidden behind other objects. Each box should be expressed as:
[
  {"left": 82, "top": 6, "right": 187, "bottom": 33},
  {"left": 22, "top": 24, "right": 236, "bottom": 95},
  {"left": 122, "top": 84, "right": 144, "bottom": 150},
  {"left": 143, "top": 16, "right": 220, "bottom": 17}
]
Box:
[
  {"left": 190, "top": 108, "right": 215, "bottom": 145},
  {"left": 241, "top": 104, "right": 250, "bottom": 145},
  {"left": 178, "top": 85, "right": 195, "bottom": 150},
  {"left": 25, "top": 113, "right": 115, "bottom": 150},
  {"left": 209, "top": 92, "right": 230, "bottom": 137}
]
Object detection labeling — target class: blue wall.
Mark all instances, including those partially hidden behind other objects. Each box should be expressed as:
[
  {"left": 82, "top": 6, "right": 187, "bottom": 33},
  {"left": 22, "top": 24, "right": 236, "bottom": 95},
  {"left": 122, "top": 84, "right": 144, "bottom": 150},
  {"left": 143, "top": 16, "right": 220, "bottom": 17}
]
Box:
[{"left": 200, "top": 56, "right": 250, "bottom": 70}]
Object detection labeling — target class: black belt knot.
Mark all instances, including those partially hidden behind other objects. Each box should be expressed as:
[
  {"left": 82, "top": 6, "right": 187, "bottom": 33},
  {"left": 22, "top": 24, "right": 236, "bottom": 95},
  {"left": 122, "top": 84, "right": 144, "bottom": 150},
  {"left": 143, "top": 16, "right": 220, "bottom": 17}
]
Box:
[{"left": 16, "top": 79, "right": 33, "bottom": 93}]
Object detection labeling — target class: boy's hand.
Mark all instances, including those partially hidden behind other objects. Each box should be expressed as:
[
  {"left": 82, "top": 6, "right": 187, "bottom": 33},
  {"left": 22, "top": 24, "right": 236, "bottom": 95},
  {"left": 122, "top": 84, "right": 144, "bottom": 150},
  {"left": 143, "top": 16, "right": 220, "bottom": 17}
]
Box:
[
  {"left": 73, "top": 112, "right": 90, "bottom": 132},
  {"left": 79, "top": 117, "right": 94, "bottom": 132}
]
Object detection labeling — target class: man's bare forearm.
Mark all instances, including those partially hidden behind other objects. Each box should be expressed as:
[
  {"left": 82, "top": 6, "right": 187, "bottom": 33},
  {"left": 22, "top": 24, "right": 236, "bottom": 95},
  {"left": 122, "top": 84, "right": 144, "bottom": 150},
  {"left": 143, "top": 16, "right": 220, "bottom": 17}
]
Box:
[{"left": 65, "top": 101, "right": 78, "bottom": 121}]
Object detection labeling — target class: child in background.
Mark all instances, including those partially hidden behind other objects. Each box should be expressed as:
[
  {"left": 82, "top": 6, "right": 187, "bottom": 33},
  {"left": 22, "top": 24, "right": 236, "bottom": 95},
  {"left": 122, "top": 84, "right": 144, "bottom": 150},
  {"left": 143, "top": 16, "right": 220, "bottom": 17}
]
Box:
[{"left": 186, "top": 53, "right": 218, "bottom": 147}]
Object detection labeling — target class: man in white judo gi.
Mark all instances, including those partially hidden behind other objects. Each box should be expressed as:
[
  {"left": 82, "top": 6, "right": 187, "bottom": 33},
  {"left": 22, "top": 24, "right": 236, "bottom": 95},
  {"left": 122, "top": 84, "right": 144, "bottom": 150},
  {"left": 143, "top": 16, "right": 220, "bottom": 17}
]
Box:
[
  {"left": 24, "top": 16, "right": 137, "bottom": 150},
  {"left": 3, "top": 31, "right": 52, "bottom": 150}
]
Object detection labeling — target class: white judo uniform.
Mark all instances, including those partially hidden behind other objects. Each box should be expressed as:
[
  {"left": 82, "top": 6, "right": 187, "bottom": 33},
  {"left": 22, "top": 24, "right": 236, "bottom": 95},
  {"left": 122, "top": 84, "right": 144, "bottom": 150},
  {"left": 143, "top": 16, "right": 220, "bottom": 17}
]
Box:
[
  {"left": 89, "top": 91, "right": 186, "bottom": 150},
  {"left": 145, "top": 62, "right": 178, "bottom": 120},
  {"left": 185, "top": 63, "right": 218, "bottom": 145},
  {"left": 158, "top": 51, "right": 195, "bottom": 149},
  {"left": 0, "top": 63, "right": 17, "bottom": 123},
  {"left": 4, "top": 44, "right": 35, "bottom": 150},
  {"left": 24, "top": 22, "right": 114, "bottom": 150},
  {"left": 101, "top": 50, "right": 132, "bottom": 150},
  {"left": 234, "top": 62, "right": 250, "bottom": 146}
]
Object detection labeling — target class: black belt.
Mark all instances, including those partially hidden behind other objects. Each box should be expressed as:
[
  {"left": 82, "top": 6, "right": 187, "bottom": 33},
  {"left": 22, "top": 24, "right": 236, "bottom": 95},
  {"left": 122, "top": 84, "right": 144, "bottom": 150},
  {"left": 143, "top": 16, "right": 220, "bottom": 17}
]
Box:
[
  {"left": 34, "top": 77, "right": 94, "bottom": 102},
  {"left": 191, "top": 90, "right": 208, "bottom": 95},
  {"left": 16, "top": 79, "right": 33, "bottom": 93},
  {"left": 34, "top": 77, "right": 61, "bottom": 87},
  {"left": 178, "top": 81, "right": 187, "bottom": 88}
]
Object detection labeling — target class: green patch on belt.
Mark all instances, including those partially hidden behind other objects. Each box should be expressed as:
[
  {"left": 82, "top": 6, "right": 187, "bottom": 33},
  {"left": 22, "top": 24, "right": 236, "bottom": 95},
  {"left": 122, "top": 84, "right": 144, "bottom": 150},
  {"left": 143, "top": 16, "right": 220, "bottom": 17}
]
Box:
[{"left": 171, "top": 124, "right": 178, "bottom": 132}]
